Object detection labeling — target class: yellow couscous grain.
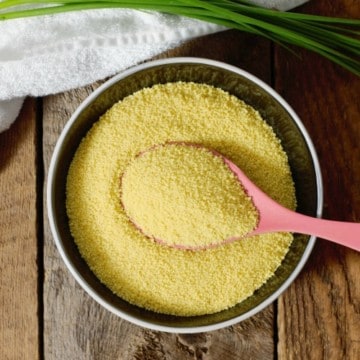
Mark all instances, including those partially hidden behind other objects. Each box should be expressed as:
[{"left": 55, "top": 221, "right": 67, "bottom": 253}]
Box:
[
  {"left": 66, "top": 82, "right": 296, "bottom": 316},
  {"left": 121, "top": 143, "right": 259, "bottom": 248}
]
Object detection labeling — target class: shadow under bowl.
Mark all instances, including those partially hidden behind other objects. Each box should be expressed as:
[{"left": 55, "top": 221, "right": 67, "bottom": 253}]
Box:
[{"left": 47, "top": 57, "right": 323, "bottom": 333}]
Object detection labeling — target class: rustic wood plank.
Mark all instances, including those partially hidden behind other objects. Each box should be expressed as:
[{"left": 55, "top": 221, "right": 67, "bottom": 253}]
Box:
[
  {"left": 0, "top": 98, "right": 39, "bottom": 360},
  {"left": 43, "top": 31, "right": 275, "bottom": 359},
  {"left": 276, "top": 1, "right": 360, "bottom": 359}
]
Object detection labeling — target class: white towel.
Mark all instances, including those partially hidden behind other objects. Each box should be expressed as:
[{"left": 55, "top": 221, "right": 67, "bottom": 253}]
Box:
[{"left": 0, "top": 0, "right": 308, "bottom": 132}]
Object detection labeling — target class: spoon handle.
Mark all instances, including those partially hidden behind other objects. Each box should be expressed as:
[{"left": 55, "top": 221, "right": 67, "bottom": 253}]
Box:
[
  {"left": 286, "top": 211, "right": 360, "bottom": 251},
  {"left": 224, "top": 157, "right": 359, "bottom": 251},
  {"left": 256, "top": 203, "right": 360, "bottom": 251}
]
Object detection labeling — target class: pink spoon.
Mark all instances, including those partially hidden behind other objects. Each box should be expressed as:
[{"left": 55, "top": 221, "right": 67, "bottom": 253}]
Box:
[{"left": 222, "top": 155, "right": 360, "bottom": 252}]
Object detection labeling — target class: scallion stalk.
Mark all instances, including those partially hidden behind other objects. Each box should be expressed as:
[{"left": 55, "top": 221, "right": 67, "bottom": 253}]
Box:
[{"left": 0, "top": 0, "right": 359, "bottom": 76}]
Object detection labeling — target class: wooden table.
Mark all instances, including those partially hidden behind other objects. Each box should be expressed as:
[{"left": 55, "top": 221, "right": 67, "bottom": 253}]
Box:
[{"left": 1, "top": 1, "right": 359, "bottom": 359}]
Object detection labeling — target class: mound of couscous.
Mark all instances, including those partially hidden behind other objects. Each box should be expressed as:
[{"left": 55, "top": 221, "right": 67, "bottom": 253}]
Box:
[{"left": 66, "top": 82, "right": 296, "bottom": 316}]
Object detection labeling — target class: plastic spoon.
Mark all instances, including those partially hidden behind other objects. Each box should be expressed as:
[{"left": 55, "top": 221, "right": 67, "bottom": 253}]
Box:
[{"left": 122, "top": 143, "right": 360, "bottom": 252}]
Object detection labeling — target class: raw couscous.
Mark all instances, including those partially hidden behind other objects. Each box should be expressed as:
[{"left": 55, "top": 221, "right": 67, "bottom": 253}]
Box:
[
  {"left": 66, "top": 82, "right": 296, "bottom": 316},
  {"left": 121, "top": 142, "right": 259, "bottom": 249}
]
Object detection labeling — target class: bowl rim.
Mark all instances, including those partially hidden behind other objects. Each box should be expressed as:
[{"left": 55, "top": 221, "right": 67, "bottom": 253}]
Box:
[{"left": 47, "top": 57, "right": 323, "bottom": 333}]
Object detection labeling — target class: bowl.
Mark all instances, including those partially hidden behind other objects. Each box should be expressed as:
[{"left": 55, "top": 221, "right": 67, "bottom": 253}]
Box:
[{"left": 47, "top": 57, "right": 323, "bottom": 333}]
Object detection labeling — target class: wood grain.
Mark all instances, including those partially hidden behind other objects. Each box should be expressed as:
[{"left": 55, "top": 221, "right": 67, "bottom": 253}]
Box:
[
  {"left": 0, "top": 99, "right": 39, "bottom": 360},
  {"left": 2, "top": 2, "right": 359, "bottom": 359},
  {"left": 275, "top": 1, "right": 360, "bottom": 359},
  {"left": 42, "top": 31, "right": 276, "bottom": 359},
  {"left": 3, "top": 2, "right": 358, "bottom": 358}
]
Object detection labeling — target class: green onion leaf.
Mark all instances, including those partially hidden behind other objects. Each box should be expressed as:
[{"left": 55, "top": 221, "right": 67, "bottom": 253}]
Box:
[{"left": 0, "top": 0, "right": 359, "bottom": 76}]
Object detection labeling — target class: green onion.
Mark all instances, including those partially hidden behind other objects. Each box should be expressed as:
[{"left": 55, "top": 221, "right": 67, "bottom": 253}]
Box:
[{"left": 0, "top": 0, "right": 359, "bottom": 76}]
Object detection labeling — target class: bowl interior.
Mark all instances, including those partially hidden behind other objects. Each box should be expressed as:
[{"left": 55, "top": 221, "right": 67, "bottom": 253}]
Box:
[{"left": 50, "top": 60, "right": 319, "bottom": 330}]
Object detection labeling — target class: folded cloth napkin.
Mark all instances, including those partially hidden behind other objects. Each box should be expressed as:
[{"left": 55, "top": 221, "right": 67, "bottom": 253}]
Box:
[{"left": 0, "top": 0, "right": 308, "bottom": 132}]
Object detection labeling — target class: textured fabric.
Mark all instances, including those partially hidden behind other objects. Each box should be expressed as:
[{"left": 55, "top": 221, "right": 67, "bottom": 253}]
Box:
[{"left": 0, "top": 0, "right": 309, "bottom": 132}]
